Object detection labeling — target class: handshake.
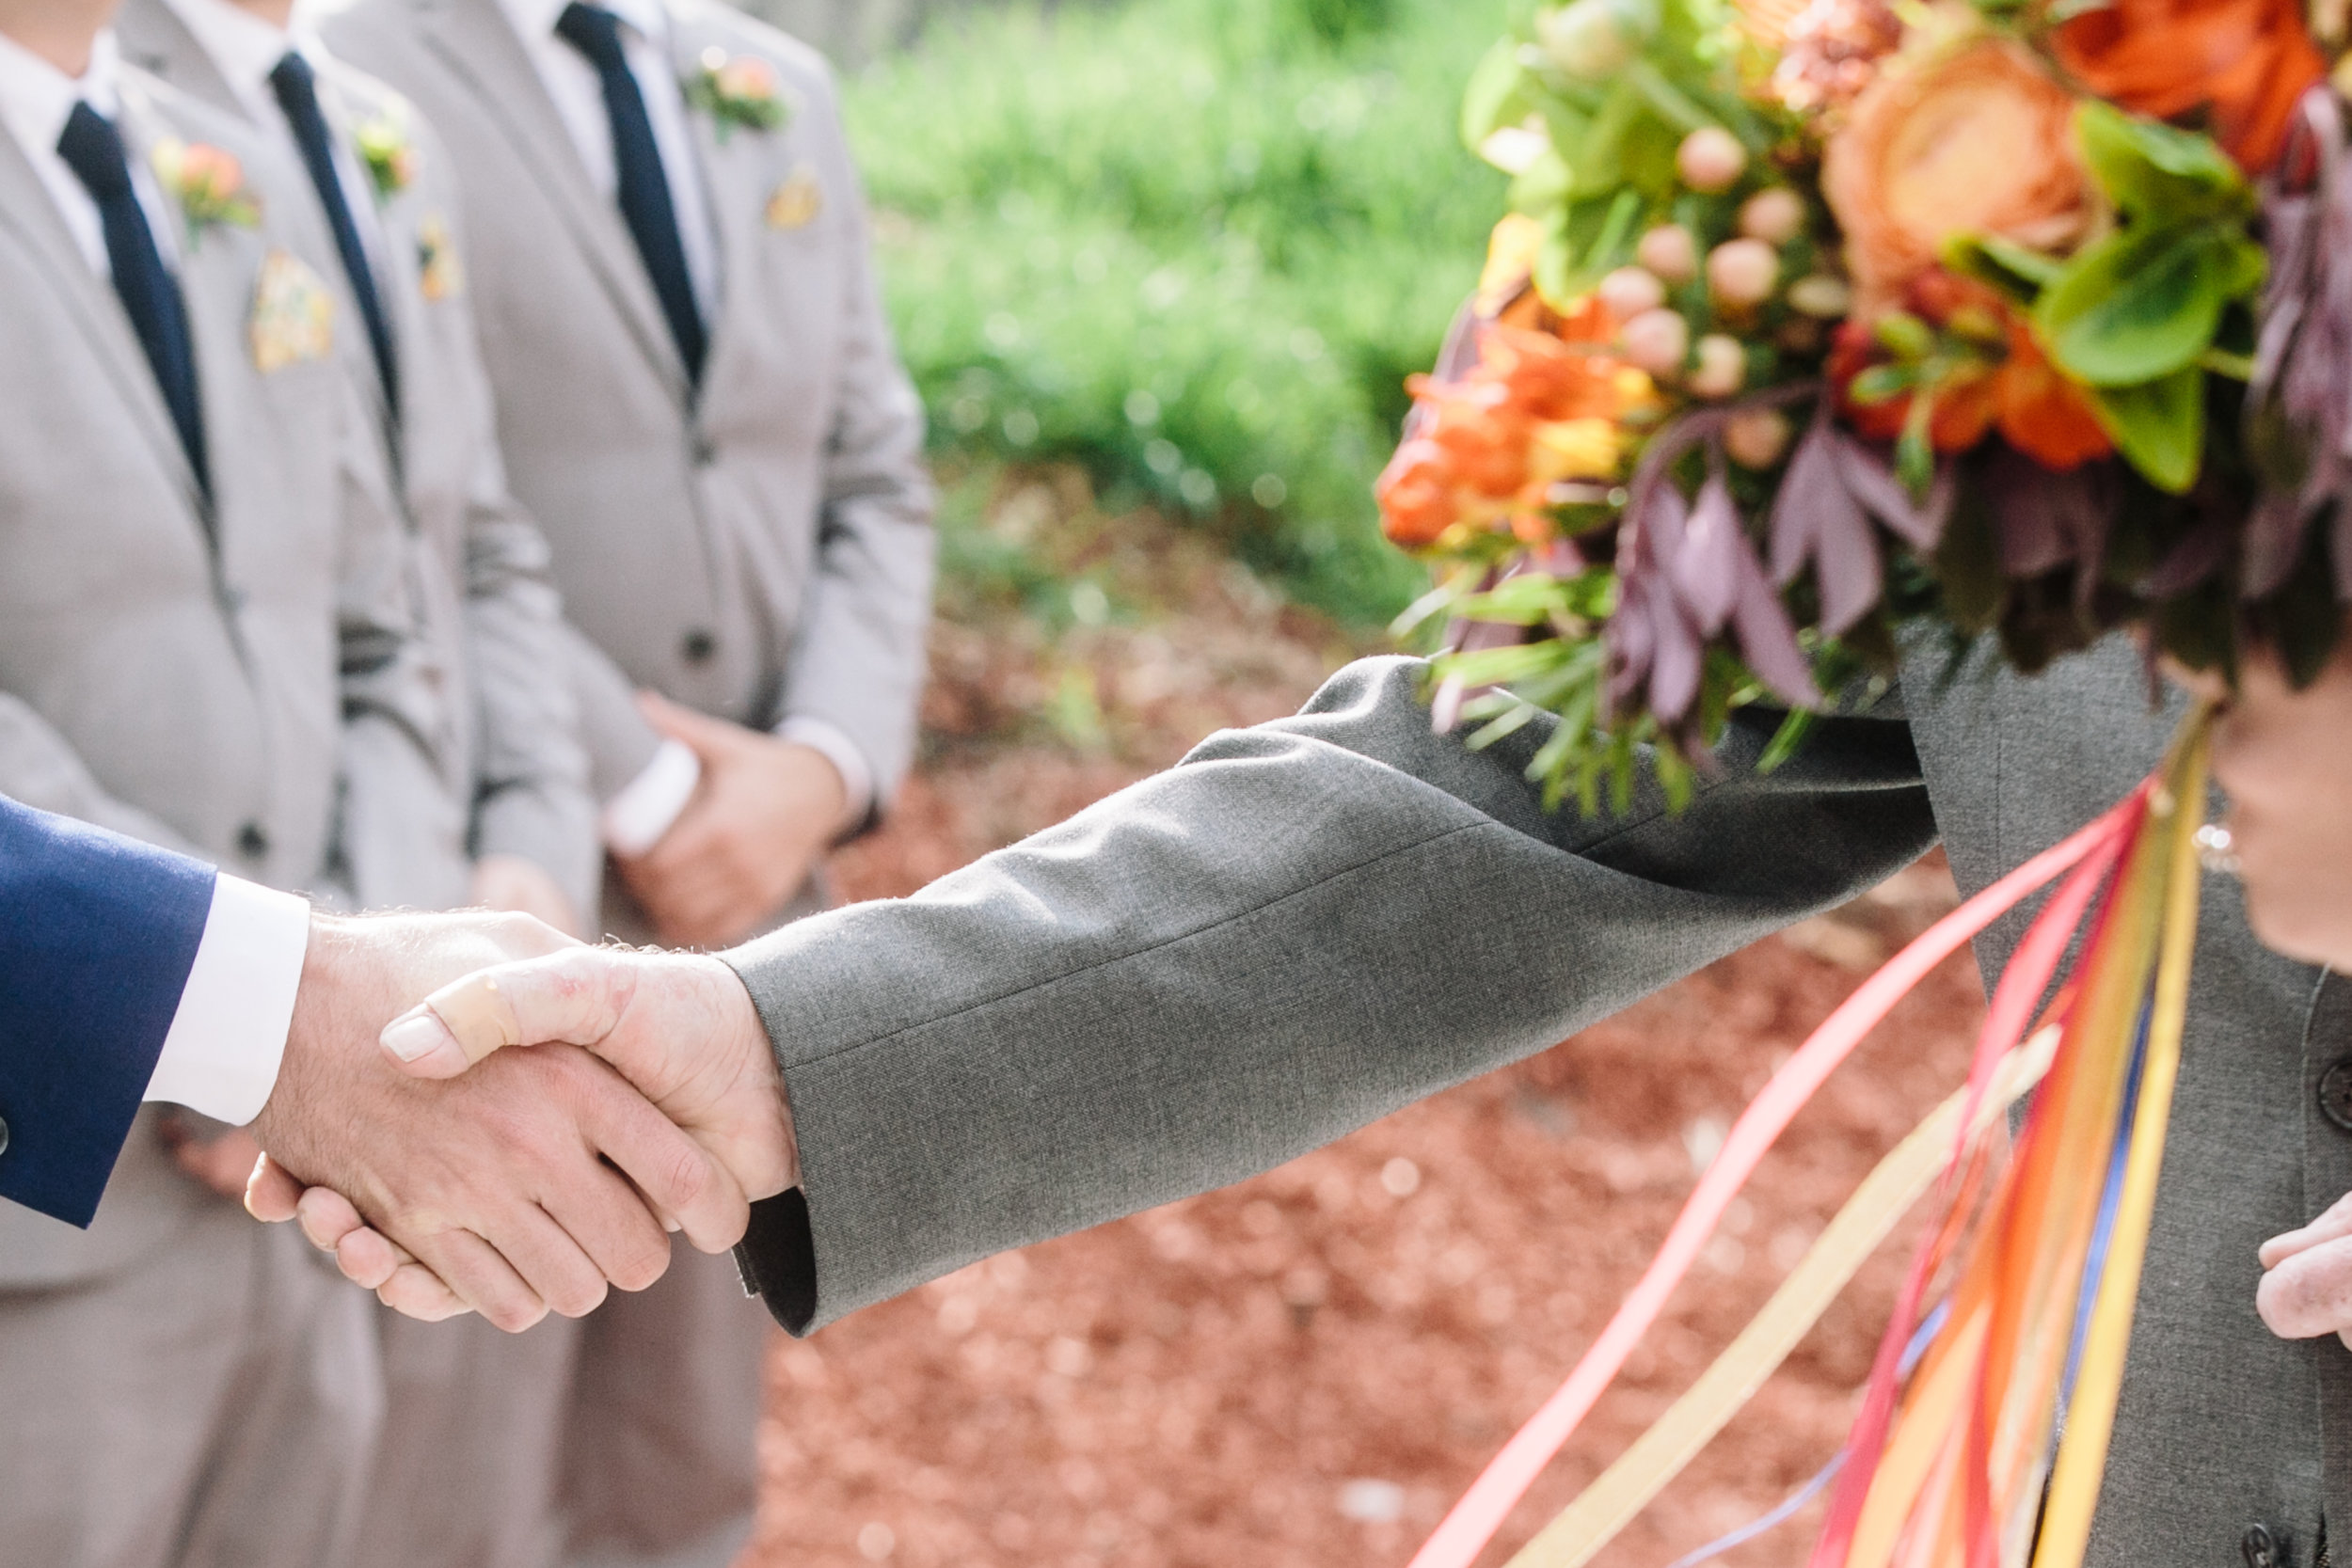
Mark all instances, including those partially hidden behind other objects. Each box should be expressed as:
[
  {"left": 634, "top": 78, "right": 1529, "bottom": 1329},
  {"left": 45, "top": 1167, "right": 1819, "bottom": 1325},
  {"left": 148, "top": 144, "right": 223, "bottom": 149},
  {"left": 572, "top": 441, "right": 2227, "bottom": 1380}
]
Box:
[{"left": 239, "top": 912, "right": 792, "bottom": 1331}]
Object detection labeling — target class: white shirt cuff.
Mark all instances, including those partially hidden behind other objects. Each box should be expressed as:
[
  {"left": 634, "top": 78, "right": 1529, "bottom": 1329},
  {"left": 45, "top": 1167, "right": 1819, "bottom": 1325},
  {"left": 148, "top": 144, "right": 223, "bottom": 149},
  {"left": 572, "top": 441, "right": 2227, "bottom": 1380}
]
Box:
[
  {"left": 601, "top": 737, "right": 702, "bottom": 856},
  {"left": 141, "top": 876, "right": 310, "bottom": 1126},
  {"left": 776, "top": 717, "right": 873, "bottom": 823}
]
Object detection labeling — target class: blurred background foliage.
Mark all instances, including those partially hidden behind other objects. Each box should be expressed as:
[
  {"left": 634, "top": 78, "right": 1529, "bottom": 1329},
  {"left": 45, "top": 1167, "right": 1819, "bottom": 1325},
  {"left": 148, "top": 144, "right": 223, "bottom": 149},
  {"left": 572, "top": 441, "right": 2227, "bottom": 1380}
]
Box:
[{"left": 834, "top": 0, "right": 1507, "bottom": 626}]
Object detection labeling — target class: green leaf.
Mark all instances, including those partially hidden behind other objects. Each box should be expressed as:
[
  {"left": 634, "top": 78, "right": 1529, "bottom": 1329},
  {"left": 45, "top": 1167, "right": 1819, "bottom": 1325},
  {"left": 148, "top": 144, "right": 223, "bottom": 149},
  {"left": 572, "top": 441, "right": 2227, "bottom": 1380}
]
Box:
[
  {"left": 1567, "top": 75, "right": 1645, "bottom": 197},
  {"left": 2036, "top": 227, "right": 2237, "bottom": 386},
  {"left": 1625, "top": 58, "right": 1711, "bottom": 135},
  {"left": 2088, "top": 366, "right": 2206, "bottom": 492},
  {"left": 1508, "top": 146, "right": 1574, "bottom": 214},
  {"left": 1942, "top": 232, "right": 2064, "bottom": 299},
  {"left": 2074, "top": 100, "right": 2248, "bottom": 220},
  {"left": 1847, "top": 363, "right": 1915, "bottom": 404},
  {"left": 1460, "top": 38, "right": 1534, "bottom": 150},
  {"left": 1534, "top": 216, "right": 1579, "bottom": 306}
]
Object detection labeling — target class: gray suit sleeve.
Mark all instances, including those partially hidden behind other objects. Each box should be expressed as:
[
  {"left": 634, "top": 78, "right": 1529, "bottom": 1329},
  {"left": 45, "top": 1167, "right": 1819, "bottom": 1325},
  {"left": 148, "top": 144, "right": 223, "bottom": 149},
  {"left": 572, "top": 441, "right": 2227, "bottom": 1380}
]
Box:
[
  {"left": 771, "top": 75, "right": 935, "bottom": 812},
  {"left": 331, "top": 384, "right": 470, "bottom": 911},
  {"left": 453, "top": 417, "right": 600, "bottom": 915},
  {"left": 726, "top": 656, "right": 1936, "bottom": 1332}
]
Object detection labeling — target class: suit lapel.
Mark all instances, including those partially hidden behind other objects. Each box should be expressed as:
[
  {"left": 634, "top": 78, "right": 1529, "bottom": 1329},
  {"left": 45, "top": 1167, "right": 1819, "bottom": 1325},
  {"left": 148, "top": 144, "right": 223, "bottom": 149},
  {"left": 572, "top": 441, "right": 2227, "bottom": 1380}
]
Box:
[
  {"left": 123, "top": 10, "right": 400, "bottom": 441},
  {"left": 311, "top": 71, "right": 404, "bottom": 436},
  {"left": 0, "top": 128, "right": 202, "bottom": 509},
  {"left": 665, "top": 2, "right": 807, "bottom": 402},
  {"left": 115, "top": 1, "right": 241, "bottom": 119},
  {"left": 414, "top": 0, "right": 687, "bottom": 397}
]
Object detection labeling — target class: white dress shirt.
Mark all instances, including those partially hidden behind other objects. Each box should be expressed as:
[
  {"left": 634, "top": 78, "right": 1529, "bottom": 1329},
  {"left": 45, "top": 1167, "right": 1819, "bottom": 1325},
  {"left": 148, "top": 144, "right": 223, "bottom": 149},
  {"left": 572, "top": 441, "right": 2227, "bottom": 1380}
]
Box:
[
  {"left": 158, "top": 0, "right": 387, "bottom": 279},
  {"left": 493, "top": 0, "right": 718, "bottom": 317},
  {"left": 143, "top": 877, "right": 310, "bottom": 1125},
  {"left": 0, "top": 28, "right": 178, "bottom": 277},
  {"left": 485, "top": 0, "right": 874, "bottom": 843}
]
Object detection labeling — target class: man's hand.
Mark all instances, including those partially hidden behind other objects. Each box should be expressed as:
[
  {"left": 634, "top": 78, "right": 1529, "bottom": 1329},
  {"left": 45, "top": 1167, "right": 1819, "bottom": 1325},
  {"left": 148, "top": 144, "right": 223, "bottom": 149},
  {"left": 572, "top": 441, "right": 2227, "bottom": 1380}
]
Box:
[
  {"left": 613, "top": 692, "right": 850, "bottom": 947},
  {"left": 470, "top": 852, "right": 581, "bottom": 938},
  {"left": 250, "top": 942, "right": 792, "bottom": 1323},
  {"left": 246, "top": 912, "right": 757, "bottom": 1330},
  {"left": 160, "top": 1115, "right": 263, "bottom": 1200},
  {"left": 2259, "top": 1190, "right": 2352, "bottom": 1349},
  {"left": 2205, "top": 634, "right": 2352, "bottom": 973}
]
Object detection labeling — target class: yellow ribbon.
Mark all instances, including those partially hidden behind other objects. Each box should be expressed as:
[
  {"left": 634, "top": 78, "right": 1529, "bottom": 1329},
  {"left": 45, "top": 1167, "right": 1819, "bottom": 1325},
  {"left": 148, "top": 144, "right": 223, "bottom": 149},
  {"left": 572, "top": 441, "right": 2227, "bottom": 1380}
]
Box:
[
  {"left": 1502, "top": 1026, "right": 2060, "bottom": 1568},
  {"left": 2030, "top": 718, "right": 2210, "bottom": 1568}
]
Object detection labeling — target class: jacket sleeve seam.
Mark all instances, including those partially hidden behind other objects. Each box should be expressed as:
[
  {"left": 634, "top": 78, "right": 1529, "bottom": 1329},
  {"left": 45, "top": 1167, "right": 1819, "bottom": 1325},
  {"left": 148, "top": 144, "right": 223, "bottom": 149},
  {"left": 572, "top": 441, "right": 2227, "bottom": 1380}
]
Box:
[{"left": 777, "top": 816, "right": 1504, "bottom": 1069}]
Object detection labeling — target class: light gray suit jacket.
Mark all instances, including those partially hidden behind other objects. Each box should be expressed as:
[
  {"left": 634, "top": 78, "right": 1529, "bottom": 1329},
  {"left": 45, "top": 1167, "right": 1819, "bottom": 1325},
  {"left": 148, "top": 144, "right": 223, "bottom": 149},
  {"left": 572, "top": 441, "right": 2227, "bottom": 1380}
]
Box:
[
  {"left": 116, "top": 1, "right": 603, "bottom": 918},
  {"left": 0, "top": 71, "right": 444, "bottom": 1284},
  {"left": 729, "top": 640, "right": 2345, "bottom": 1568},
  {"left": 326, "top": 0, "right": 934, "bottom": 818}
]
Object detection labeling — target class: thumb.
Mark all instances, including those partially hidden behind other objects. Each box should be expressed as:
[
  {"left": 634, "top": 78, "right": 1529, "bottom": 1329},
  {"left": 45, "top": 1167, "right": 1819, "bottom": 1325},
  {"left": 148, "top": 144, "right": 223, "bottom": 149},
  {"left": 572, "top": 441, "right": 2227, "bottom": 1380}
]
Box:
[
  {"left": 379, "top": 947, "right": 644, "bottom": 1080},
  {"left": 636, "top": 689, "right": 740, "bottom": 759}
]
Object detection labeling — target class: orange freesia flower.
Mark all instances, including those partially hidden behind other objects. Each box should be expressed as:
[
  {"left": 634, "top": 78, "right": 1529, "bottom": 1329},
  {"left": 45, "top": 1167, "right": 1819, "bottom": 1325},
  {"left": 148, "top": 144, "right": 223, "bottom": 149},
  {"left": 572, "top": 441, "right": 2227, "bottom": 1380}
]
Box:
[
  {"left": 1822, "top": 40, "right": 2090, "bottom": 308},
  {"left": 1379, "top": 325, "right": 1651, "bottom": 548},
  {"left": 1375, "top": 439, "right": 1460, "bottom": 546},
  {"left": 1990, "top": 324, "right": 2112, "bottom": 469},
  {"left": 1416, "top": 380, "right": 1534, "bottom": 499},
  {"left": 2056, "top": 0, "right": 2323, "bottom": 175},
  {"left": 1482, "top": 327, "right": 1629, "bottom": 420},
  {"left": 1831, "top": 281, "right": 2111, "bottom": 468}
]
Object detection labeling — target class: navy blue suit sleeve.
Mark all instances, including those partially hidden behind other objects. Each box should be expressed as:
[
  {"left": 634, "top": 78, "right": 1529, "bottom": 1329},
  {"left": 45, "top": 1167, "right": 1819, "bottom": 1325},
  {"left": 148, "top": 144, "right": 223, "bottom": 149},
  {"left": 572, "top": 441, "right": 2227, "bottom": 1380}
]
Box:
[{"left": 0, "top": 796, "right": 215, "bottom": 1226}]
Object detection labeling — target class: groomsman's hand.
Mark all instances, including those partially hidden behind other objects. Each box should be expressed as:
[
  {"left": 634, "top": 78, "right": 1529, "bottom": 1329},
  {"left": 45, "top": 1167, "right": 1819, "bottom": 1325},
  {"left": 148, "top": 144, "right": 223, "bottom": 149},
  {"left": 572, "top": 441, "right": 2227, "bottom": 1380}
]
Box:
[
  {"left": 245, "top": 912, "right": 755, "bottom": 1330},
  {"left": 614, "top": 692, "right": 850, "bottom": 947},
  {"left": 470, "top": 853, "right": 581, "bottom": 939},
  {"left": 253, "top": 942, "right": 790, "bottom": 1322}
]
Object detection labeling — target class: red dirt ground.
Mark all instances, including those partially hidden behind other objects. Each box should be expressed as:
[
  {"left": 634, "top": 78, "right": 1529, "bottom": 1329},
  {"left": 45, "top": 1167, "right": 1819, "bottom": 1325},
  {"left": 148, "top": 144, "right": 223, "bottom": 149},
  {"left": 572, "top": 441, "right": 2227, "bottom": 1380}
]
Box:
[{"left": 744, "top": 477, "right": 1985, "bottom": 1568}]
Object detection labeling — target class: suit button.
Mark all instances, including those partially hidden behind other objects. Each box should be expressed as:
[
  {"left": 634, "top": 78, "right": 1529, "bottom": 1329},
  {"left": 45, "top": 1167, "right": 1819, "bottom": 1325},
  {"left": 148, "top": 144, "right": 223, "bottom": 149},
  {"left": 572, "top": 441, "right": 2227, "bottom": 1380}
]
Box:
[
  {"left": 681, "top": 629, "right": 718, "bottom": 665},
  {"left": 2321, "top": 1060, "right": 2352, "bottom": 1132},
  {"left": 691, "top": 436, "right": 717, "bottom": 467},
  {"left": 236, "top": 822, "right": 270, "bottom": 861},
  {"left": 0, "top": 1113, "right": 10, "bottom": 1157},
  {"left": 2244, "top": 1524, "right": 2285, "bottom": 1568}
]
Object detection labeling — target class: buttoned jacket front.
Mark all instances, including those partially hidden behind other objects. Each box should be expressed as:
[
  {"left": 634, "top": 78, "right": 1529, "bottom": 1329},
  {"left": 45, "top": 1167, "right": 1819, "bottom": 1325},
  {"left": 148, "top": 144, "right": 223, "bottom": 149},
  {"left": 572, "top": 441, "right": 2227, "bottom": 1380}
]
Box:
[
  {"left": 119, "top": 0, "right": 601, "bottom": 915},
  {"left": 326, "top": 0, "right": 933, "bottom": 806}
]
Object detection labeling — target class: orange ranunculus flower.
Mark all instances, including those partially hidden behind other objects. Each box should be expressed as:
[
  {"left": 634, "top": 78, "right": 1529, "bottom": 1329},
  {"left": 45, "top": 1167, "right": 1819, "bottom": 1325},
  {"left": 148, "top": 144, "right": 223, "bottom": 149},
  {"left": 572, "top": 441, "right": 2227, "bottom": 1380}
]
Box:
[
  {"left": 1376, "top": 439, "right": 1462, "bottom": 546},
  {"left": 1822, "top": 40, "right": 2090, "bottom": 308},
  {"left": 1991, "top": 323, "right": 2112, "bottom": 469},
  {"left": 2056, "top": 0, "right": 2322, "bottom": 175}
]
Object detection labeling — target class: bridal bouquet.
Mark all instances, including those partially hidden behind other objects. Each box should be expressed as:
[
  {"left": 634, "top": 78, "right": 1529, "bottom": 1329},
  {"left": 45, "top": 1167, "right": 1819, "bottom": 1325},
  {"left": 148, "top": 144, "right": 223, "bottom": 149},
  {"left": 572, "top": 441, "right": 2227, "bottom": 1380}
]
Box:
[
  {"left": 1381, "top": 0, "right": 2347, "bottom": 809},
  {"left": 1385, "top": 8, "right": 2352, "bottom": 1564}
]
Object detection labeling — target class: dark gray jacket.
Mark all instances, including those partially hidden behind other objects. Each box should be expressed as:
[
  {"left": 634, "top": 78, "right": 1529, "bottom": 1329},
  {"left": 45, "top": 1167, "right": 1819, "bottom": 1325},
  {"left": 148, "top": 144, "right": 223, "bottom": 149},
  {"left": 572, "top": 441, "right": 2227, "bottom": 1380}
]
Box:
[{"left": 730, "top": 635, "right": 2343, "bottom": 1566}]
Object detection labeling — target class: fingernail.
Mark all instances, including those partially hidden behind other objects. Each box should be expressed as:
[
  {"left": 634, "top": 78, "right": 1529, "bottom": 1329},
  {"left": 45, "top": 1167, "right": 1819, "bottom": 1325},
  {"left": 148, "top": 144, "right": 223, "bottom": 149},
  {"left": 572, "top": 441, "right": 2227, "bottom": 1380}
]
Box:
[{"left": 381, "top": 1009, "right": 454, "bottom": 1063}]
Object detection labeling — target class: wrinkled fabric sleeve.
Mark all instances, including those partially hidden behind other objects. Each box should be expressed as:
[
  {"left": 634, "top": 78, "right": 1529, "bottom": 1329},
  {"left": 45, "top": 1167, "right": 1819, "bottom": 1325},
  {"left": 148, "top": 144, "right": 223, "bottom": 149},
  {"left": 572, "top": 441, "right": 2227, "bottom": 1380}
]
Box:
[{"left": 727, "top": 656, "right": 1936, "bottom": 1332}]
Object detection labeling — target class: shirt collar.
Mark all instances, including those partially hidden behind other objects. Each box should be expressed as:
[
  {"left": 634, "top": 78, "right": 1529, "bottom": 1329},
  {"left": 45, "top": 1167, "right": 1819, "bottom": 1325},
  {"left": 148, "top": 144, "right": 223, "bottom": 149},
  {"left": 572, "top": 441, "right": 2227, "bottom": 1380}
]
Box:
[
  {"left": 499, "top": 0, "right": 670, "bottom": 56},
  {"left": 0, "top": 27, "right": 123, "bottom": 167},
  {"left": 158, "top": 0, "right": 292, "bottom": 123}
]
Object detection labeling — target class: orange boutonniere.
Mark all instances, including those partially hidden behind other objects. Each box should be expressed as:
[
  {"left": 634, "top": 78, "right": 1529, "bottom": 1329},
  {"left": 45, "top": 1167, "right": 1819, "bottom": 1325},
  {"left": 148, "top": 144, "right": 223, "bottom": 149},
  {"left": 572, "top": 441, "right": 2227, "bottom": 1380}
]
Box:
[
  {"left": 150, "top": 138, "right": 259, "bottom": 245},
  {"left": 685, "top": 48, "right": 787, "bottom": 140}
]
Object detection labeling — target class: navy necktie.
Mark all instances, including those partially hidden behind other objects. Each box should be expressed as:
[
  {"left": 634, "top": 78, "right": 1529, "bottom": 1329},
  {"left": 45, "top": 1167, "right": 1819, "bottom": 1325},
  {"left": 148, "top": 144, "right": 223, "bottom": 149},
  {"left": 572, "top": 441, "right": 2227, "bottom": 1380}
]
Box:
[
  {"left": 56, "top": 102, "right": 210, "bottom": 501},
  {"left": 270, "top": 50, "right": 398, "bottom": 417},
  {"left": 554, "top": 2, "right": 705, "bottom": 386}
]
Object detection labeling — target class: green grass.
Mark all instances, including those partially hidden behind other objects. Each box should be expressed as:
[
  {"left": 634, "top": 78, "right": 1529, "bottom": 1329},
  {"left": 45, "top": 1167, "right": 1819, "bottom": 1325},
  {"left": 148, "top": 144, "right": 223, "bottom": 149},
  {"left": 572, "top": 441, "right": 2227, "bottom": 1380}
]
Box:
[{"left": 839, "top": 0, "right": 1509, "bottom": 625}]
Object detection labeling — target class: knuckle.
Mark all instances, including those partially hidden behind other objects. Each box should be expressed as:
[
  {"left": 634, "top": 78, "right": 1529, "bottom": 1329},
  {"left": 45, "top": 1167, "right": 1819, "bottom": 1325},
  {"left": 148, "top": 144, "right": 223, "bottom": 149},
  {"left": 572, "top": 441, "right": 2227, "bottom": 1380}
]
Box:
[{"left": 611, "top": 1233, "right": 672, "bottom": 1293}]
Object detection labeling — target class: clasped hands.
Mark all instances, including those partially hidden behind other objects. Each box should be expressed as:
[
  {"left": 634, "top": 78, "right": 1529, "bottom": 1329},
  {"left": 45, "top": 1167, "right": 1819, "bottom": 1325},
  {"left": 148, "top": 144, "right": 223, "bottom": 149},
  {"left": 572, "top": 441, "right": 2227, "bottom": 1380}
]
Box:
[{"left": 241, "top": 912, "right": 792, "bottom": 1330}]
